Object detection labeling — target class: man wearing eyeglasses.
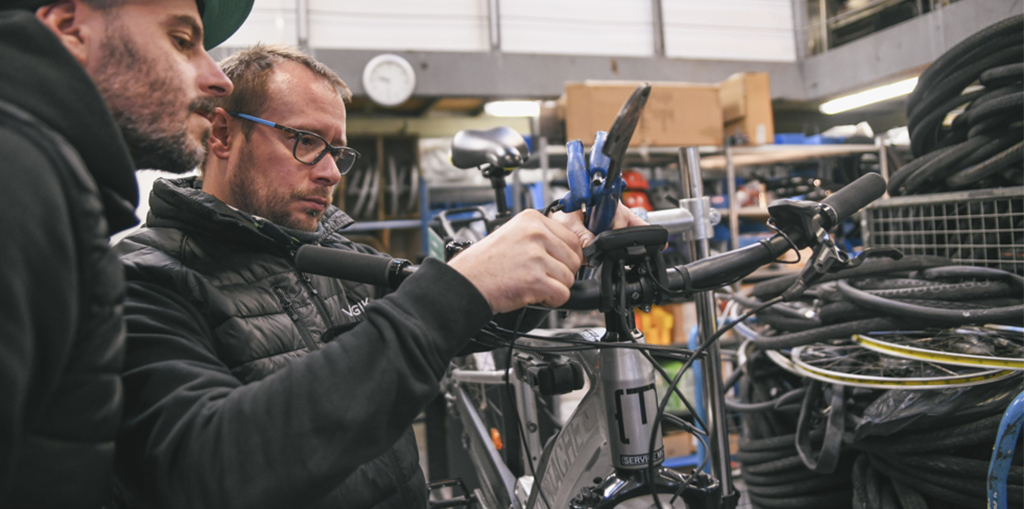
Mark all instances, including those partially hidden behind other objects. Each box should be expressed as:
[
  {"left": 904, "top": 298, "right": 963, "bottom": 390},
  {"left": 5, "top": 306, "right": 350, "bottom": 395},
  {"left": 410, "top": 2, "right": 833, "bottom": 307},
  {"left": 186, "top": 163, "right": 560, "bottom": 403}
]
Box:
[{"left": 112, "top": 44, "right": 639, "bottom": 509}]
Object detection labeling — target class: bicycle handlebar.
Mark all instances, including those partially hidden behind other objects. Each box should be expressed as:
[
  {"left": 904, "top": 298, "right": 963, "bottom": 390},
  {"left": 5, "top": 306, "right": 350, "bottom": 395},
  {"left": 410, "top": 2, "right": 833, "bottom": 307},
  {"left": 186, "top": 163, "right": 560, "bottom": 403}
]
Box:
[
  {"left": 561, "top": 172, "right": 887, "bottom": 309},
  {"left": 296, "top": 173, "right": 887, "bottom": 310}
]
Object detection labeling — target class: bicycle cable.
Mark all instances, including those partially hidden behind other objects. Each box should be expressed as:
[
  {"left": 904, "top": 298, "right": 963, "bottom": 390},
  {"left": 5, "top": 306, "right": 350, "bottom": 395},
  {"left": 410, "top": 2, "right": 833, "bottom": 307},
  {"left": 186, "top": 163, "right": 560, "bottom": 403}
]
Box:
[
  {"left": 646, "top": 295, "right": 785, "bottom": 509},
  {"left": 493, "top": 309, "right": 554, "bottom": 509}
]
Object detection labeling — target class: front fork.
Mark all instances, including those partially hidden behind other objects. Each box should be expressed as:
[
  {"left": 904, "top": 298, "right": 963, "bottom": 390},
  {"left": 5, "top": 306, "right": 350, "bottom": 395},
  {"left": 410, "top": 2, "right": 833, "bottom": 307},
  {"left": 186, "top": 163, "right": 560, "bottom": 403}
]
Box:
[{"left": 570, "top": 324, "right": 722, "bottom": 509}]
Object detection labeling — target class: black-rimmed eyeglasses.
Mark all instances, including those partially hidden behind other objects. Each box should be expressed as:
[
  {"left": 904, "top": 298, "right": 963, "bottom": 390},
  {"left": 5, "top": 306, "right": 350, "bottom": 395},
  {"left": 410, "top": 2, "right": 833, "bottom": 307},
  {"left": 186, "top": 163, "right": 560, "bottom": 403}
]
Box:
[{"left": 230, "top": 112, "right": 360, "bottom": 174}]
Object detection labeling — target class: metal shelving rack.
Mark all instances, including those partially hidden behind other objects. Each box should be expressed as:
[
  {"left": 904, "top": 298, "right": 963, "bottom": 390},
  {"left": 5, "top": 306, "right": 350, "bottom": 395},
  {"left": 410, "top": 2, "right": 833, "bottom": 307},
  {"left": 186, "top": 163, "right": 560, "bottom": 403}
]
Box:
[{"left": 705, "top": 143, "right": 885, "bottom": 251}]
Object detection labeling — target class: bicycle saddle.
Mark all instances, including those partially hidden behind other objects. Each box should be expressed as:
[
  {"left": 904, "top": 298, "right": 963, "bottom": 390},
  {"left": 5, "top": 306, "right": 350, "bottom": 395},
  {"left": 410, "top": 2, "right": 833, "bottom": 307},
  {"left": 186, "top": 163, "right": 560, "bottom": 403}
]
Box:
[{"left": 450, "top": 126, "right": 530, "bottom": 169}]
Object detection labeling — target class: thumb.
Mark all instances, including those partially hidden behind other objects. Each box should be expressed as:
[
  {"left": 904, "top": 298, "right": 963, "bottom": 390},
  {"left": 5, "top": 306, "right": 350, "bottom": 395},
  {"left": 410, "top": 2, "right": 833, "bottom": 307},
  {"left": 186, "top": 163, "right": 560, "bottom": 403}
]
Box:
[{"left": 578, "top": 230, "right": 596, "bottom": 249}]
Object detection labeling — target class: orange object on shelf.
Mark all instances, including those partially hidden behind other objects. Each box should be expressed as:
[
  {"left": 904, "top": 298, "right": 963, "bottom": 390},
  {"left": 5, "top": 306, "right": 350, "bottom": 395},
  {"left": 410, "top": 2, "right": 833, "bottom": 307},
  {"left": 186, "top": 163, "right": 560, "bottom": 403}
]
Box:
[
  {"left": 635, "top": 305, "right": 674, "bottom": 345},
  {"left": 490, "top": 427, "right": 503, "bottom": 451},
  {"left": 623, "top": 170, "right": 650, "bottom": 190},
  {"left": 623, "top": 191, "right": 653, "bottom": 211}
]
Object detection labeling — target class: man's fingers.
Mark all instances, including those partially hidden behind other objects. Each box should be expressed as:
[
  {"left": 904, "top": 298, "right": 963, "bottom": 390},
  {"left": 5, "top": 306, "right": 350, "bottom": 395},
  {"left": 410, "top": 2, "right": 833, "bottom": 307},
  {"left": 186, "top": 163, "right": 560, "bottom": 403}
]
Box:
[
  {"left": 613, "top": 202, "right": 647, "bottom": 229},
  {"left": 538, "top": 284, "right": 572, "bottom": 308}
]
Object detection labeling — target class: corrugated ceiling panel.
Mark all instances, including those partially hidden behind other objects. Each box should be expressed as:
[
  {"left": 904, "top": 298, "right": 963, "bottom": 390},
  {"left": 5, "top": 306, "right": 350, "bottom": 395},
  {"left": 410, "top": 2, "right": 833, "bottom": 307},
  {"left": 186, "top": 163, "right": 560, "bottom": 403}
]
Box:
[
  {"left": 500, "top": 0, "right": 654, "bottom": 57},
  {"left": 662, "top": 0, "right": 797, "bottom": 62},
  {"left": 308, "top": 0, "right": 490, "bottom": 51}
]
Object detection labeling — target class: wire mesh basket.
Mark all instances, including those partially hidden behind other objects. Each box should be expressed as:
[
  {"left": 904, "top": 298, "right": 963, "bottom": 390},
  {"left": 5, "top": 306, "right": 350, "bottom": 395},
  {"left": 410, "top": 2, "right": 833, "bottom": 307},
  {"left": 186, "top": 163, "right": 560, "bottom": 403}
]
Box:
[{"left": 863, "top": 186, "right": 1024, "bottom": 275}]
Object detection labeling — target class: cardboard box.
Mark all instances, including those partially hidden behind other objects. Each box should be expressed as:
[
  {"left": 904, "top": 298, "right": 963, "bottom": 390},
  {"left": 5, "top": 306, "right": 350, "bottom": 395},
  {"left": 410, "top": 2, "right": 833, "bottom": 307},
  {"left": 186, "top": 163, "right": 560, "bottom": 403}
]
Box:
[
  {"left": 664, "top": 431, "right": 696, "bottom": 459},
  {"left": 564, "top": 81, "right": 723, "bottom": 147},
  {"left": 718, "top": 72, "right": 774, "bottom": 146}
]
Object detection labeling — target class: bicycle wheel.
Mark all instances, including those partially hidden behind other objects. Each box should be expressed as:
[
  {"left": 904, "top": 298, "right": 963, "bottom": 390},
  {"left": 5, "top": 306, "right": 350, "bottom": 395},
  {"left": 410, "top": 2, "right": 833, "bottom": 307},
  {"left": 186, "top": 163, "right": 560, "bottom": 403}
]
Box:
[
  {"left": 853, "top": 326, "right": 1024, "bottom": 371},
  {"left": 787, "top": 342, "right": 1017, "bottom": 389}
]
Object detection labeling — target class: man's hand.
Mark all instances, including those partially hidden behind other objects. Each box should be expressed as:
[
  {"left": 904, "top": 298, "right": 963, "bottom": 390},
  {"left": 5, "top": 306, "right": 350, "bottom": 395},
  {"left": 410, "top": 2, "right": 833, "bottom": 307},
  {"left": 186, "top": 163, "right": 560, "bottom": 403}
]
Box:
[
  {"left": 551, "top": 202, "right": 647, "bottom": 249},
  {"left": 448, "top": 210, "right": 583, "bottom": 314}
]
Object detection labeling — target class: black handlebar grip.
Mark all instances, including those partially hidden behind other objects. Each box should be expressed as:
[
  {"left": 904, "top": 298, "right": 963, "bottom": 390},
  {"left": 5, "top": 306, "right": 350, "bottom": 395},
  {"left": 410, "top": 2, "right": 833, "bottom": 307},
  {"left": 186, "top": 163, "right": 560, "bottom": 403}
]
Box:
[
  {"left": 820, "top": 173, "right": 887, "bottom": 226},
  {"left": 295, "top": 245, "right": 397, "bottom": 288}
]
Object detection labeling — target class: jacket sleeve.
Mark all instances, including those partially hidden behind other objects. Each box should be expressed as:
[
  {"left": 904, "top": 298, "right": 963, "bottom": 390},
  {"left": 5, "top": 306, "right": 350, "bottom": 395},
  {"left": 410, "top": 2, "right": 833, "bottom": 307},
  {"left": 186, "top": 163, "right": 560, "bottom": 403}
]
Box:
[
  {"left": 115, "top": 258, "right": 492, "bottom": 509},
  {"left": 0, "top": 130, "right": 77, "bottom": 499}
]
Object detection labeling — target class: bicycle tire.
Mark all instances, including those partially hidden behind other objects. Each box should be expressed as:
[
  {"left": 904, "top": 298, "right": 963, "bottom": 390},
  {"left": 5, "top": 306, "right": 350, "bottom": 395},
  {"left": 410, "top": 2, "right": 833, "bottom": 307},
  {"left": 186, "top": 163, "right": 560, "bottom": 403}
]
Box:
[
  {"left": 751, "top": 312, "right": 821, "bottom": 333},
  {"left": 855, "top": 414, "right": 1003, "bottom": 454},
  {"left": 870, "top": 453, "right": 1017, "bottom": 505},
  {"left": 859, "top": 279, "right": 1014, "bottom": 301},
  {"left": 743, "top": 473, "right": 849, "bottom": 498},
  {"left": 836, "top": 279, "right": 1024, "bottom": 324},
  {"left": 750, "top": 317, "right": 905, "bottom": 350},
  {"left": 881, "top": 483, "right": 899, "bottom": 509},
  {"left": 734, "top": 448, "right": 797, "bottom": 464},
  {"left": 891, "top": 480, "right": 929, "bottom": 509},
  {"left": 980, "top": 62, "right": 1024, "bottom": 88},
  {"left": 903, "top": 135, "right": 993, "bottom": 194},
  {"left": 865, "top": 462, "right": 883, "bottom": 509},
  {"left": 747, "top": 489, "right": 853, "bottom": 509},
  {"left": 967, "top": 91, "right": 1024, "bottom": 126},
  {"left": 893, "top": 454, "right": 1023, "bottom": 481},
  {"left": 947, "top": 140, "right": 1024, "bottom": 189},
  {"left": 741, "top": 467, "right": 822, "bottom": 486},
  {"left": 738, "top": 432, "right": 812, "bottom": 453},
  {"left": 852, "top": 455, "right": 869, "bottom": 509},
  {"left": 750, "top": 256, "right": 953, "bottom": 300},
  {"left": 867, "top": 455, "right": 980, "bottom": 508},
  {"left": 740, "top": 454, "right": 806, "bottom": 475}
]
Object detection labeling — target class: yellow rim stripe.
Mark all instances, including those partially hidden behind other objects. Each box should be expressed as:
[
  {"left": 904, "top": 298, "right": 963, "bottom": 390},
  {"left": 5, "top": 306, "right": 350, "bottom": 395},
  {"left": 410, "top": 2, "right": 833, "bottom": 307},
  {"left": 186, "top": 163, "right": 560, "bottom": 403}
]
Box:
[{"left": 854, "top": 334, "right": 1024, "bottom": 371}]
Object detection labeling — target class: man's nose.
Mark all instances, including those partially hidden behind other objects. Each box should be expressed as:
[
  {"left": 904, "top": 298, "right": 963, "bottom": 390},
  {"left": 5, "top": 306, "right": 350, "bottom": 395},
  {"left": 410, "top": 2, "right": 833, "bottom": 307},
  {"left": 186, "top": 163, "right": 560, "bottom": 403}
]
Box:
[
  {"left": 196, "top": 49, "right": 233, "bottom": 97},
  {"left": 311, "top": 155, "right": 342, "bottom": 187}
]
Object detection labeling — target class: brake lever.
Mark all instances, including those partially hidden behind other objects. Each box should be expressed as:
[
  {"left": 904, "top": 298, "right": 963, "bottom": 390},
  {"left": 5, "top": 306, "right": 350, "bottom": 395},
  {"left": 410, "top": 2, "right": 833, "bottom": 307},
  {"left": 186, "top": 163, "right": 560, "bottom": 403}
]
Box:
[{"left": 782, "top": 241, "right": 904, "bottom": 302}]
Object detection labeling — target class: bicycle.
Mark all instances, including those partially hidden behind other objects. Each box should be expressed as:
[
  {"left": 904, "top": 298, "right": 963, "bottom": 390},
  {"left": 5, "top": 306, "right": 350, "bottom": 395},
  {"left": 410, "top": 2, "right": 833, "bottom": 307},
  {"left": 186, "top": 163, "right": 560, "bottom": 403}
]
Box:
[{"left": 294, "top": 84, "right": 889, "bottom": 508}]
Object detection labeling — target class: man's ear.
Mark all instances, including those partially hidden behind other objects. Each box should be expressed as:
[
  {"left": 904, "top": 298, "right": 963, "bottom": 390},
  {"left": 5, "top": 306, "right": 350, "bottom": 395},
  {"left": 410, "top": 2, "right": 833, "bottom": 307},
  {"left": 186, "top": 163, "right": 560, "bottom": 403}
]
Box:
[
  {"left": 207, "top": 108, "right": 234, "bottom": 160},
  {"left": 35, "top": 0, "right": 94, "bottom": 67}
]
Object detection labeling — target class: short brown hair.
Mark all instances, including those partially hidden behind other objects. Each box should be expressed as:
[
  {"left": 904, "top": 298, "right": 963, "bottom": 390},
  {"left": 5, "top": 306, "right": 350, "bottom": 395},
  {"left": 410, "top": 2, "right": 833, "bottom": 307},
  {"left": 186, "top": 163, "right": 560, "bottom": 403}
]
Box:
[{"left": 216, "top": 43, "right": 351, "bottom": 137}]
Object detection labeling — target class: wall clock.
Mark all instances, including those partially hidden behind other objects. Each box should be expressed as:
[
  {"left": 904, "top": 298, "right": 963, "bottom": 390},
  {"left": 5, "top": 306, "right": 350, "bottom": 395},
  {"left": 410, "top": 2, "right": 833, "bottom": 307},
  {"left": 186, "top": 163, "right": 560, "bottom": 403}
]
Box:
[{"left": 362, "top": 53, "right": 417, "bottom": 107}]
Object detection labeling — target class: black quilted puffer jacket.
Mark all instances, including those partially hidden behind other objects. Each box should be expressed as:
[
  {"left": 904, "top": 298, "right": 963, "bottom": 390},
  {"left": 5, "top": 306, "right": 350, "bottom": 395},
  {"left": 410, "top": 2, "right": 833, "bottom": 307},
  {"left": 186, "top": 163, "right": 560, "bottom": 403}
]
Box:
[
  {"left": 113, "top": 177, "right": 493, "bottom": 509},
  {"left": 0, "top": 10, "right": 139, "bottom": 509}
]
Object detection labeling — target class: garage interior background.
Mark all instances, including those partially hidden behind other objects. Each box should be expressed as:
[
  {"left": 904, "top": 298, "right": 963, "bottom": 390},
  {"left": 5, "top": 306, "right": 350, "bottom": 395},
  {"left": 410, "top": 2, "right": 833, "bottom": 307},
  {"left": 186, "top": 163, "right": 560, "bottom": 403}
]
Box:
[{"left": 125, "top": 2, "right": 1024, "bottom": 506}]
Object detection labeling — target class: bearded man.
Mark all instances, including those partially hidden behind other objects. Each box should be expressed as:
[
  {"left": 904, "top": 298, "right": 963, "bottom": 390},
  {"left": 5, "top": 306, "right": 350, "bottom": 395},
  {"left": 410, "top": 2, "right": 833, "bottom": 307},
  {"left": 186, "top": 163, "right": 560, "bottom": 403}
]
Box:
[
  {"left": 0, "top": 0, "right": 252, "bottom": 507},
  {"left": 112, "top": 43, "right": 643, "bottom": 509}
]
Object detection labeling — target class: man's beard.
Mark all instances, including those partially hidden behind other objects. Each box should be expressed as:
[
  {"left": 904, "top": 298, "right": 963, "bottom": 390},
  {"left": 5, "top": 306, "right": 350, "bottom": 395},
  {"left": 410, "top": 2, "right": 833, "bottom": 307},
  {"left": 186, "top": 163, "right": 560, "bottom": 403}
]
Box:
[
  {"left": 91, "top": 19, "right": 208, "bottom": 174},
  {"left": 229, "top": 144, "right": 332, "bottom": 232}
]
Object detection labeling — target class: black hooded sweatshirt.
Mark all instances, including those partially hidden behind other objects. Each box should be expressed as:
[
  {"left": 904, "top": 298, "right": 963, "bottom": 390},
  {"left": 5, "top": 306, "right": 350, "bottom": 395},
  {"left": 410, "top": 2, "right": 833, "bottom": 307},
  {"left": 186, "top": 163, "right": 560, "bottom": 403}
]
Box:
[{"left": 0, "top": 9, "right": 140, "bottom": 509}]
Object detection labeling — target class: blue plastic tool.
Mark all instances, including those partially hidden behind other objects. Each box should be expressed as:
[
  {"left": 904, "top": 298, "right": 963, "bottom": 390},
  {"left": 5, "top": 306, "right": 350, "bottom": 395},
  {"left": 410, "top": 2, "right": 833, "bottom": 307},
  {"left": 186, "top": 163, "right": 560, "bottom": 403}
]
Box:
[{"left": 557, "top": 83, "right": 651, "bottom": 235}]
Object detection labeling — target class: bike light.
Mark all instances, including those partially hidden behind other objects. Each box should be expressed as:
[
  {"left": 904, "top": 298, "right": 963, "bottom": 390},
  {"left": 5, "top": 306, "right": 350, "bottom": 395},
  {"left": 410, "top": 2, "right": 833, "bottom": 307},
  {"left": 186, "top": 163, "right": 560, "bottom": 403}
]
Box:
[{"left": 819, "top": 77, "right": 919, "bottom": 115}]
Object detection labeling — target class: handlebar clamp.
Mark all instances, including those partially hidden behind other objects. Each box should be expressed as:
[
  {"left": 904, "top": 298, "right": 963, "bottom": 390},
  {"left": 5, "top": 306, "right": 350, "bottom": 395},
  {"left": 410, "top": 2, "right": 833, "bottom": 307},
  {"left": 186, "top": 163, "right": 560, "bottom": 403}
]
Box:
[
  {"left": 677, "top": 196, "right": 720, "bottom": 242},
  {"left": 583, "top": 225, "right": 670, "bottom": 313}
]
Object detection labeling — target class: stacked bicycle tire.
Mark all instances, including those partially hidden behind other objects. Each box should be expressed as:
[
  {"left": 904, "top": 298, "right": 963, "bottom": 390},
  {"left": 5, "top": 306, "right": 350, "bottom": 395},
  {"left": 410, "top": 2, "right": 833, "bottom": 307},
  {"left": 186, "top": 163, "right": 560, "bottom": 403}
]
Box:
[
  {"left": 889, "top": 14, "right": 1023, "bottom": 195},
  {"left": 732, "top": 255, "right": 1024, "bottom": 509}
]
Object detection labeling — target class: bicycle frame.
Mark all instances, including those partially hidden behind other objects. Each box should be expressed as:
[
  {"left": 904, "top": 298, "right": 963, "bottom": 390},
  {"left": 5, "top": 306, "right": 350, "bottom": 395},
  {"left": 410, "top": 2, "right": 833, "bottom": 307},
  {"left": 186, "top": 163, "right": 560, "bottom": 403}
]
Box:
[{"left": 442, "top": 147, "right": 735, "bottom": 509}]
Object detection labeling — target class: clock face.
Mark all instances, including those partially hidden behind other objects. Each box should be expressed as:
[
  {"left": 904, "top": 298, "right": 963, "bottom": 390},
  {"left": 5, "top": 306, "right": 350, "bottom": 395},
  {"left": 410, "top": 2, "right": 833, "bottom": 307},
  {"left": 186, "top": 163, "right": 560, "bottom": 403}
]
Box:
[{"left": 363, "top": 54, "right": 416, "bottom": 107}]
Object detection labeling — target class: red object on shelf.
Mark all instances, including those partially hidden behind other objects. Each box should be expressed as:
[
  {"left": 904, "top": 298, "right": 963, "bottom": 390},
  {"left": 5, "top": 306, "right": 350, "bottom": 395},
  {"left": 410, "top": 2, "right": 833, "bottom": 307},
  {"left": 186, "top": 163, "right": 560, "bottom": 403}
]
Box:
[
  {"left": 623, "top": 170, "right": 650, "bottom": 190},
  {"left": 623, "top": 191, "right": 653, "bottom": 211}
]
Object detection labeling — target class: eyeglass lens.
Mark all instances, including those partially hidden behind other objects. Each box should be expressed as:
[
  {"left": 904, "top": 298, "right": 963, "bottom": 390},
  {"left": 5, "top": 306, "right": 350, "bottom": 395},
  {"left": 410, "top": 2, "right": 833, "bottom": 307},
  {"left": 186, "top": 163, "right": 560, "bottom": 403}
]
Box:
[{"left": 293, "top": 133, "right": 358, "bottom": 173}]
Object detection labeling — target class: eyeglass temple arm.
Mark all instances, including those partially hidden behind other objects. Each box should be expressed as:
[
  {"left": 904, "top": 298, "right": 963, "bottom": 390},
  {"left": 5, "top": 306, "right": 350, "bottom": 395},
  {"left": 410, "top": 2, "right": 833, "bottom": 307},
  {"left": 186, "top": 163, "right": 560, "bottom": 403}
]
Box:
[{"left": 232, "top": 113, "right": 278, "bottom": 129}]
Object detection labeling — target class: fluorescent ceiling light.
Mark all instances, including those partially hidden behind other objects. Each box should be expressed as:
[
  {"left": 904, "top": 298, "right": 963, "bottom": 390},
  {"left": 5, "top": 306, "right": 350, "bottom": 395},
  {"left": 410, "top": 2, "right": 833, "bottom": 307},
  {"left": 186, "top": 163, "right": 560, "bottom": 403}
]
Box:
[
  {"left": 484, "top": 100, "right": 540, "bottom": 117},
  {"left": 819, "top": 77, "right": 919, "bottom": 115}
]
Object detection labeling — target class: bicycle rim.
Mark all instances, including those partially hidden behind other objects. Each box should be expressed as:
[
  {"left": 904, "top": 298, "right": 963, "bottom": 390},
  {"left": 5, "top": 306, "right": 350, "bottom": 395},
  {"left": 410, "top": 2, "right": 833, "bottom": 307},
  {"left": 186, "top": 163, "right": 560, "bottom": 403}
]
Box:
[
  {"left": 788, "top": 343, "right": 1017, "bottom": 389},
  {"left": 852, "top": 326, "right": 1024, "bottom": 371}
]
